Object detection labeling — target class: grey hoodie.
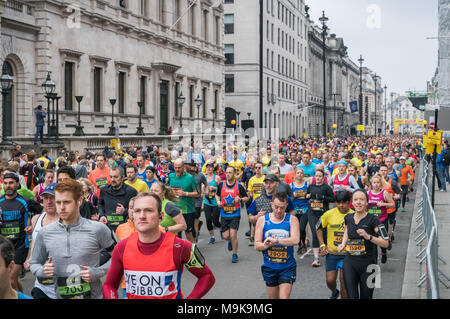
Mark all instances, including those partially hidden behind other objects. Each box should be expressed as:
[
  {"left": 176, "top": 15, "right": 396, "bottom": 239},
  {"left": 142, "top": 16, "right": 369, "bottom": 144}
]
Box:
[{"left": 30, "top": 216, "right": 115, "bottom": 299}]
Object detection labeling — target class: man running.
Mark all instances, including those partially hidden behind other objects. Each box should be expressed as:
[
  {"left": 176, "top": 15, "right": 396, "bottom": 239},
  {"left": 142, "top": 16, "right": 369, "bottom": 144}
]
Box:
[
  {"left": 88, "top": 153, "right": 111, "bottom": 198},
  {"left": 125, "top": 164, "right": 150, "bottom": 193},
  {"left": 30, "top": 179, "right": 116, "bottom": 299},
  {"left": 102, "top": 192, "right": 215, "bottom": 299},
  {"left": 254, "top": 192, "right": 299, "bottom": 299}
]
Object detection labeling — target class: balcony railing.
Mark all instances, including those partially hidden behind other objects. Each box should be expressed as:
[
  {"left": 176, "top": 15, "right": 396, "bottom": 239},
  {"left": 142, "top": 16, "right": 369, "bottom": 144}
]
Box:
[{"left": 3, "top": 0, "right": 34, "bottom": 15}]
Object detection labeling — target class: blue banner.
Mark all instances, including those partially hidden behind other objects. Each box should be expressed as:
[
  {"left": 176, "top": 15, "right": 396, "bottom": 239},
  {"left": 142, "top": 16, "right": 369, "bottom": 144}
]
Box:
[{"left": 349, "top": 101, "right": 358, "bottom": 113}]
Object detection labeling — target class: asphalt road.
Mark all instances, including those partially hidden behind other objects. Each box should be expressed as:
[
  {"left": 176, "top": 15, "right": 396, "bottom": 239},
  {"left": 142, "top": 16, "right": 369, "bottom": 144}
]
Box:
[{"left": 20, "top": 188, "right": 416, "bottom": 299}]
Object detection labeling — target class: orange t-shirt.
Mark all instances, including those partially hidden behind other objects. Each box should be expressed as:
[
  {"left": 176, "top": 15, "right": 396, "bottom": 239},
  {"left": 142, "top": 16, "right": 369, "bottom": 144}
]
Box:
[
  {"left": 88, "top": 166, "right": 111, "bottom": 198},
  {"left": 284, "top": 170, "right": 295, "bottom": 184},
  {"left": 399, "top": 165, "right": 415, "bottom": 186}
]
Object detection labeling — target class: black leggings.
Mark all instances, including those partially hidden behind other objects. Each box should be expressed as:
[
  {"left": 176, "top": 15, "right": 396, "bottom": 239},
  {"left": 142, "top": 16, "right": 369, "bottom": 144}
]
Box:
[
  {"left": 343, "top": 256, "right": 376, "bottom": 299},
  {"left": 296, "top": 211, "right": 309, "bottom": 246},
  {"left": 308, "top": 210, "right": 324, "bottom": 248},
  {"left": 204, "top": 205, "right": 221, "bottom": 231},
  {"left": 401, "top": 185, "right": 409, "bottom": 208}
]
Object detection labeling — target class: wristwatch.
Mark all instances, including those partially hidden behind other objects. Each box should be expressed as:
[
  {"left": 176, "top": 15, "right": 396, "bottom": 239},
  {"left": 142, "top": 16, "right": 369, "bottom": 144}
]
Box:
[
  {"left": 164, "top": 226, "right": 169, "bottom": 232},
  {"left": 369, "top": 235, "right": 373, "bottom": 241}
]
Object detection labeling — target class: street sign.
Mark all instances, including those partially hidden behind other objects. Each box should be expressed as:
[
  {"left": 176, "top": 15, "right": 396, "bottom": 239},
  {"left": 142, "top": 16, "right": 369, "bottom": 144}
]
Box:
[{"left": 427, "top": 130, "right": 443, "bottom": 145}]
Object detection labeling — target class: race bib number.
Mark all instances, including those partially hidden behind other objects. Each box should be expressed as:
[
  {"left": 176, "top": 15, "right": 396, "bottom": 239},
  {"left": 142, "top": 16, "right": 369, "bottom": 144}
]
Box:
[
  {"left": 223, "top": 203, "right": 236, "bottom": 214},
  {"left": 106, "top": 213, "right": 124, "bottom": 226},
  {"left": 310, "top": 200, "right": 324, "bottom": 211},
  {"left": 57, "top": 276, "right": 91, "bottom": 299},
  {"left": 125, "top": 270, "right": 179, "bottom": 298},
  {"left": 207, "top": 190, "right": 216, "bottom": 198},
  {"left": 346, "top": 239, "right": 366, "bottom": 256},
  {"left": 267, "top": 246, "right": 288, "bottom": 264},
  {"left": 295, "top": 208, "right": 306, "bottom": 215},
  {"left": 252, "top": 184, "right": 263, "bottom": 195},
  {"left": 368, "top": 207, "right": 382, "bottom": 216},
  {"left": 171, "top": 187, "right": 182, "bottom": 196},
  {"left": 294, "top": 190, "right": 307, "bottom": 200},
  {"left": 0, "top": 221, "right": 20, "bottom": 240},
  {"left": 95, "top": 177, "right": 108, "bottom": 188},
  {"left": 333, "top": 231, "right": 344, "bottom": 247}
]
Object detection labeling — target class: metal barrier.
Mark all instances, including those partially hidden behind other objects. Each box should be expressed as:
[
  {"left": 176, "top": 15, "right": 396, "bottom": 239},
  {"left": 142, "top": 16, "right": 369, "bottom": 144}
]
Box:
[{"left": 414, "top": 157, "right": 450, "bottom": 298}]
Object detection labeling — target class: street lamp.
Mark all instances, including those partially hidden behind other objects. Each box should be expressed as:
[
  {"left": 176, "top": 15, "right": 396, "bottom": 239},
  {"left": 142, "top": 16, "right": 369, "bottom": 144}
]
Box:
[
  {"left": 0, "top": 64, "right": 14, "bottom": 145},
  {"left": 358, "top": 55, "right": 364, "bottom": 135},
  {"left": 73, "top": 95, "right": 85, "bottom": 136},
  {"left": 236, "top": 111, "right": 241, "bottom": 130},
  {"left": 41, "top": 71, "right": 56, "bottom": 138},
  {"left": 247, "top": 112, "right": 251, "bottom": 119},
  {"left": 195, "top": 94, "right": 202, "bottom": 133},
  {"left": 319, "top": 10, "right": 329, "bottom": 137},
  {"left": 384, "top": 84, "right": 387, "bottom": 135},
  {"left": 374, "top": 73, "right": 377, "bottom": 136},
  {"left": 177, "top": 91, "right": 185, "bottom": 129},
  {"left": 107, "top": 99, "right": 117, "bottom": 136},
  {"left": 136, "top": 101, "right": 145, "bottom": 136}
]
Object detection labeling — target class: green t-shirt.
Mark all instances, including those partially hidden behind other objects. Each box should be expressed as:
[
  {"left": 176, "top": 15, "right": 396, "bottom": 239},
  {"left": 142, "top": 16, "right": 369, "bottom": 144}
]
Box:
[{"left": 169, "top": 172, "right": 198, "bottom": 214}]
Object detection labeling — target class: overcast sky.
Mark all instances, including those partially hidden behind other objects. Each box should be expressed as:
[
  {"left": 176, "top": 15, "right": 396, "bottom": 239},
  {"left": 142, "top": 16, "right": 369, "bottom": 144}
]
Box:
[{"left": 305, "top": 0, "right": 438, "bottom": 96}]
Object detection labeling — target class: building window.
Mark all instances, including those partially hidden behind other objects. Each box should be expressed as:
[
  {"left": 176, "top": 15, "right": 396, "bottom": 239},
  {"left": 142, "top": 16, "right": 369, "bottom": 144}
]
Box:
[
  {"left": 224, "top": 0, "right": 234, "bottom": 3},
  {"left": 119, "top": 0, "right": 126, "bottom": 8},
  {"left": 93, "top": 67, "right": 102, "bottom": 113},
  {"left": 174, "top": 0, "right": 181, "bottom": 30},
  {"left": 224, "top": 14, "right": 234, "bottom": 34},
  {"left": 189, "top": 2, "right": 195, "bottom": 35},
  {"left": 225, "top": 74, "right": 234, "bottom": 93},
  {"left": 159, "top": 0, "right": 165, "bottom": 24},
  {"left": 202, "top": 87, "right": 207, "bottom": 118},
  {"left": 174, "top": 82, "right": 179, "bottom": 117},
  {"left": 214, "top": 89, "right": 218, "bottom": 119},
  {"left": 118, "top": 72, "right": 126, "bottom": 114},
  {"left": 215, "top": 16, "right": 220, "bottom": 45},
  {"left": 189, "top": 85, "right": 194, "bottom": 117},
  {"left": 202, "top": 10, "right": 208, "bottom": 41},
  {"left": 64, "top": 61, "right": 74, "bottom": 111},
  {"left": 140, "top": 0, "right": 148, "bottom": 17},
  {"left": 140, "top": 76, "right": 146, "bottom": 115},
  {"left": 225, "top": 44, "right": 234, "bottom": 64}
]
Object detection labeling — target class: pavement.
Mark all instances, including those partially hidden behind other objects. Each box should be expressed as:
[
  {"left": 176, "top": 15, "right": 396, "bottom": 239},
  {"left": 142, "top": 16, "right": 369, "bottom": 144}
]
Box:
[{"left": 402, "top": 163, "right": 450, "bottom": 299}]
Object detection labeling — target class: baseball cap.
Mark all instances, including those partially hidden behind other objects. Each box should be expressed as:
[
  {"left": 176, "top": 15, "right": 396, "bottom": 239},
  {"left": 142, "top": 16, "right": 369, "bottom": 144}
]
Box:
[
  {"left": 41, "top": 183, "right": 57, "bottom": 196},
  {"left": 400, "top": 156, "right": 406, "bottom": 160},
  {"left": 3, "top": 172, "right": 19, "bottom": 182},
  {"left": 264, "top": 174, "right": 279, "bottom": 182},
  {"left": 161, "top": 160, "right": 170, "bottom": 165}
]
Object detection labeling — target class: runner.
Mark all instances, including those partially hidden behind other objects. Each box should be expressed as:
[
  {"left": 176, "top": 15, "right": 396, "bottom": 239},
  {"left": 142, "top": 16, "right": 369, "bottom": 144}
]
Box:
[
  {"left": 30, "top": 179, "right": 116, "bottom": 299},
  {"left": 297, "top": 151, "right": 316, "bottom": 181},
  {"left": 277, "top": 154, "right": 293, "bottom": 182},
  {"left": 88, "top": 153, "right": 111, "bottom": 198},
  {"left": 0, "top": 236, "right": 33, "bottom": 299},
  {"left": 316, "top": 191, "right": 353, "bottom": 299},
  {"left": 228, "top": 150, "right": 244, "bottom": 181},
  {"left": 0, "top": 172, "right": 42, "bottom": 292},
  {"left": 25, "top": 183, "right": 58, "bottom": 299},
  {"left": 379, "top": 164, "right": 402, "bottom": 244},
  {"left": 185, "top": 161, "right": 206, "bottom": 243},
  {"left": 203, "top": 162, "right": 222, "bottom": 244},
  {"left": 329, "top": 161, "right": 360, "bottom": 195},
  {"left": 136, "top": 154, "right": 151, "bottom": 181},
  {"left": 32, "top": 170, "right": 54, "bottom": 205},
  {"left": 102, "top": 192, "right": 215, "bottom": 299},
  {"left": 368, "top": 173, "right": 395, "bottom": 264},
  {"left": 337, "top": 189, "right": 390, "bottom": 299},
  {"left": 254, "top": 192, "right": 300, "bottom": 299},
  {"left": 143, "top": 166, "right": 159, "bottom": 190},
  {"left": 169, "top": 158, "right": 199, "bottom": 243},
  {"left": 290, "top": 167, "right": 310, "bottom": 255},
  {"left": 125, "top": 164, "right": 150, "bottom": 193},
  {"left": 150, "top": 182, "right": 188, "bottom": 234},
  {"left": 216, "top": 166, "right": 249, "bottom": 263},
  {"left": 307, "top": 168, "right": 335, "bottom": 266},
  {"left": 399, "top": 156, "right": 415, "bottom": 212},
  {"left": 247, "top": 161, "right": 266, "bottom": 245}
]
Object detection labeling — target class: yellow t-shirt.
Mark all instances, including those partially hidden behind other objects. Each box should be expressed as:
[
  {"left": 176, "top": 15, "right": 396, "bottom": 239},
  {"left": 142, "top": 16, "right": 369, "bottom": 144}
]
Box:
[
  {"left": 351, "top": 158, "right": 364, "bottom": 170},
  {"left": 320, "top": 208, "right": 354, "bottom": 253},
  {"left": 125, "top": 179, "right": 150, "bottom": 193},
  {"left": 247, "top": 175, "right": 266, "bottom": 200}
]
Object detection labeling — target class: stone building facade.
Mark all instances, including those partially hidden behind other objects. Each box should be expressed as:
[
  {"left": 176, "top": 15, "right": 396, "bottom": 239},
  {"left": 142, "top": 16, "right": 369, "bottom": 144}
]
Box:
[{"left": 0, "top": 0, "right": 225, "bottom": 139}]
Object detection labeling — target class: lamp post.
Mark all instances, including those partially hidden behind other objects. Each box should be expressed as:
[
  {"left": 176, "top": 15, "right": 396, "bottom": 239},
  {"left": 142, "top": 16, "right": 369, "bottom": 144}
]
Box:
[
  {"left": 107, "top": 99, "right": 117, "bottom": 136},
  {"left": 195, "top": 94, "right": 202, "bottom": 134},
  {"left": 236, "top": 111, "right": 241, "bottom": 130},
  {"left": 177, "top": 91, "right": 185, "bottom": 129},
  {"left": 358, "top": 55, "right": 364, "bottom": 135},
  {"left": 374, "top": 73, "right": 377, "bottom": 136},
  {"left": 384, "top": 84, "right": 387, "bottom": 135},
  {"left": 247, "top": 112, "right": 251, "bottom": 119},
  {"left": 41, "top": 71, "right": 56, "bottom": 139},
  {"left": 319, "top": 10, "right": 329, "bottom": 137},
  {"left": 73, "top": 95, "right": 85, "bottom": 136},
  {"left": 0, "top": 64, "right": 14, "bottom": 145},
  {"left": 136, "top": 101, "right": 145, "bottom": 136}
]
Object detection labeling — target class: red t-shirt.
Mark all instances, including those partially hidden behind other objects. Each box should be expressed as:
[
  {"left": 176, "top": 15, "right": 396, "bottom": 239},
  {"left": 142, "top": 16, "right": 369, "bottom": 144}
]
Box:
[{"left": 102, "top": 232, "right": 215, "bottom": 299}]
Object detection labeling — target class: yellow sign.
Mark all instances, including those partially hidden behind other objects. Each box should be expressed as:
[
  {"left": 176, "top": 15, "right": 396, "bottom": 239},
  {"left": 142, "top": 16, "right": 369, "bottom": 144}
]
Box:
[
  {"left": 394, "top": 119, "right": 424, "bottom": 134},
  {"left": 357, "top": 125, "right": 365, "bottom": 131},
  {"left": 110, "top": 138, "right": 122, "bottom": 154},
  {"left": 427, "top": 130, "right": 443, "bottom": 145}
]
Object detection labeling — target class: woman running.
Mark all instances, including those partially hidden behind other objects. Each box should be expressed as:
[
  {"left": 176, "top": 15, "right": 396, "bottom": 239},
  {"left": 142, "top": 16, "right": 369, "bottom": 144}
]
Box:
[
  {"left": 307, "top": 168, "right": 335, "bottom": 267},
  {"left": 203, "top": 162, "right": 222, "bottom": 244},
  {"left": 150, "top": 181, "right": 187, "bottom": 234},
  {"left": 290, "top": 167, "right": 310, "bottom": 255},
  {"left": 368, "top": 173, "right": 395, "bottom": 264},
  {"left": 337, "top": 189, "right": 390, "bottom": 299},
  {"left": 32, "top": 170, "right": 54, "bottom": 205}
]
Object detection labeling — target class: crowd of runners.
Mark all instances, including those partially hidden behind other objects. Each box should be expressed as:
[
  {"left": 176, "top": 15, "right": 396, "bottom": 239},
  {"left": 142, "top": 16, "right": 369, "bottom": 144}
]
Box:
[{"left": 0, "top": 134, "right": 423, "bottom": 299}]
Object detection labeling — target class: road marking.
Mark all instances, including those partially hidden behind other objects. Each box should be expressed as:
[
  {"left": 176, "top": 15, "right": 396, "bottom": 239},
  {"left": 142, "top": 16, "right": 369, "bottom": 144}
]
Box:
[{"left": 300, "top": 249, "right": 312, "bottom": 259}]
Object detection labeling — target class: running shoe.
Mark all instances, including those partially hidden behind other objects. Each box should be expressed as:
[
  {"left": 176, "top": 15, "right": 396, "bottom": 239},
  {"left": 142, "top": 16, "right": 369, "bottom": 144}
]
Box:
[
  {"left": 232, "top": 254, "right": 239, "bottom": 263},
  {"left": 387, "top": 239, "right": 392, "bottom": 251},
  {"left": 228, "top": 241, "right": 232, "bottom": 251},
  {"left": 297, "top": 243, "right": 306, "bottom": 255},
  {"left": 248, "top": 237, "right": 254, "bottom": 246},
  {"left": 330, "top": 289, "right": 340, "bottom": 299},
  {"left": 406, "top": 197, "right": 409, "bottom": 202},
  {"left": 245, "top": 230, "right": 251, "bottom": 237},
  {"left": 209, "top": 237, "right": 215, "bottom": 244},
  {"left": 381, "top": 254, "right": 387, "bottom": 264},
  {"left": 312, "top": 259, "right": 320, "bottom": 267}
]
